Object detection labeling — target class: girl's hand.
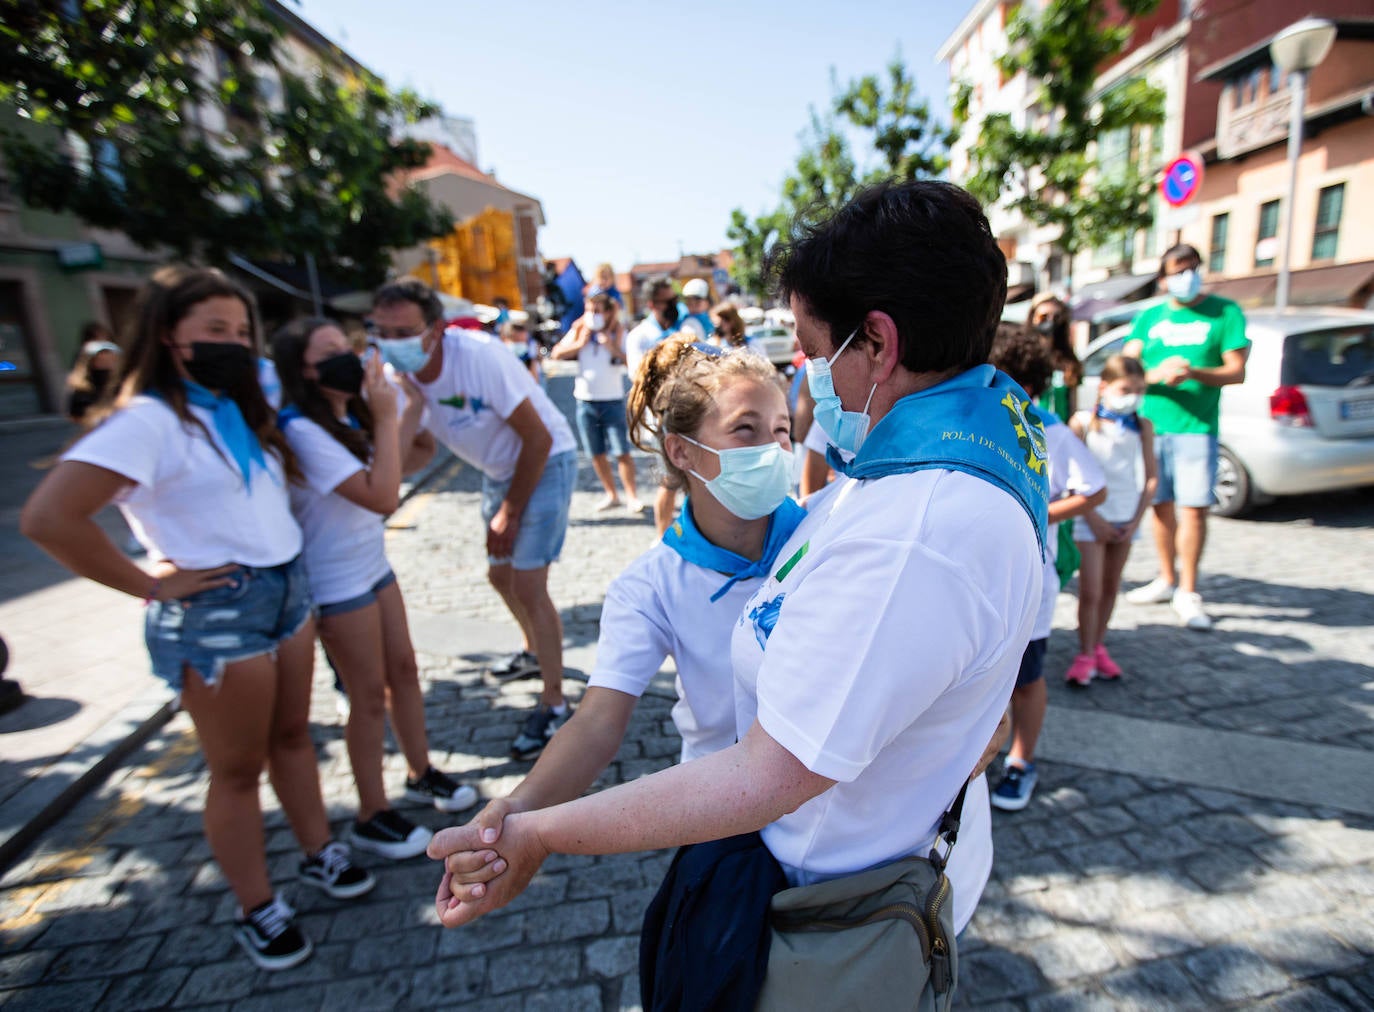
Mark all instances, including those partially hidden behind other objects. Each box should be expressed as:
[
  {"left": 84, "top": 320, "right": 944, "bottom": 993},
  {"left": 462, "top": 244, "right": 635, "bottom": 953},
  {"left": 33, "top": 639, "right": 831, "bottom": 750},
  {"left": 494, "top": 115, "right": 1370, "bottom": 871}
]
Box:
[
  {"left": 1116, "top": 520, "right": 1138, "bottom": 543},
  {"left": 363, "top": 354, "right": 398, "bottom": 416},
  {"left": 1085, "top": 512, "right": 1116, "bottom": 542},
  {"left": 149, "top": 561, "right": 240, "bottom": 601}
]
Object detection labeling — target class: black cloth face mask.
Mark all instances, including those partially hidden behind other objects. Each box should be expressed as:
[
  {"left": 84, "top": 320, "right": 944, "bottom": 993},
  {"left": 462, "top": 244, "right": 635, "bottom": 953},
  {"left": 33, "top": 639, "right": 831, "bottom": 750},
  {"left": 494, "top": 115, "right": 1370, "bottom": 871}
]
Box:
[
  {"left": 315, "top": 352, "right": 365, "bottom": 395},
  {"left": 184, "top": 342, "right": 255, "bottom": 392}
]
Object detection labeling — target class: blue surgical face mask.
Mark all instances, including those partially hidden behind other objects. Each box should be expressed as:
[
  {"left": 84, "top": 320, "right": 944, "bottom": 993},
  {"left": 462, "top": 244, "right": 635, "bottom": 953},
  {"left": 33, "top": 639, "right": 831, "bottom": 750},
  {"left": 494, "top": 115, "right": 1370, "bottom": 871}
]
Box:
[
  {"left": 806, "top": 327, "right": 877, "bottom": 458},
  {"left": 1166, "top": 267, "right": 1202, "bottom": 303},
  {"left": 375, "top": 332, "right": 431, "bottom": 373},
  {"left": 681, "top": 435, "right": 792, "bottom": 520}
]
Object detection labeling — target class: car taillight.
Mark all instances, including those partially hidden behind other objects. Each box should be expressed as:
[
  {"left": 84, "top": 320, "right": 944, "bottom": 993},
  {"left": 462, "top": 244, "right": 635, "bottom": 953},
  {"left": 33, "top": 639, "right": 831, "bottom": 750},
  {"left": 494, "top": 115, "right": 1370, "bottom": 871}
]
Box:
[{"left": 1270, "top": 385, "right": 1313, "bottom": 427}]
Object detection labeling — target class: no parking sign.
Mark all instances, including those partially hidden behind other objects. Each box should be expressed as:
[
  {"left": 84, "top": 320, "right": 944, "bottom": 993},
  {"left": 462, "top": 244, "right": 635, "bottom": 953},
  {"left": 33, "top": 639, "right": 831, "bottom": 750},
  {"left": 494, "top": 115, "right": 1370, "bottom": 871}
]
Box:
[{"left": 1160, "top": 154, "right": 1204, "bottom": 207}]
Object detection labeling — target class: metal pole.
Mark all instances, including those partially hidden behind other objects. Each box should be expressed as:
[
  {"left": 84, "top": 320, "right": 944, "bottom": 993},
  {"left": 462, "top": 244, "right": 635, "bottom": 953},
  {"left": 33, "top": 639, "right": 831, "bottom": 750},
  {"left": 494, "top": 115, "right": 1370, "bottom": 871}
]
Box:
[
  {"left": 304, "top": 253, "right": 323, "bottom": 316},
  {"left": 1275, "top": 69, "right": 1306, "bottom": 311}
]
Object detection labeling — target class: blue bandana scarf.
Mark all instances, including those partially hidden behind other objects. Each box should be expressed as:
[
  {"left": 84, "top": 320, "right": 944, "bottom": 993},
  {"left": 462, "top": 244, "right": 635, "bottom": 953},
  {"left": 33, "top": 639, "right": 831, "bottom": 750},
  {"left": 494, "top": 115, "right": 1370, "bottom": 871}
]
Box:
[
  {"left": 278, "top": 404, "right": 361, "bottom": 430},
  {"left": 827, "top": 364, "right": 1050, "bottom": 554},
  {"left": 662, "top": 496, "right": 807, "bottom": 602},
  {"left": 1095, "top": 405, "right": 1141, "bottom": 432},
  {"left": 180, "top": 380, "right": 267, "bottom": 489}
]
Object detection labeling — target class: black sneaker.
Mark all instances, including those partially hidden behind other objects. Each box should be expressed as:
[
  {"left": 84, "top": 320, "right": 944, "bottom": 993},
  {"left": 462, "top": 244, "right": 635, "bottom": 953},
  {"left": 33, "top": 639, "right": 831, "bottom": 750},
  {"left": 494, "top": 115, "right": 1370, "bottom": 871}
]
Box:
[
  {"left": 298, "top": 840, "right": 376, "bottom": 899},
  {"left": 235, "top": 893, "right": 312, "bottom": 971},
  {"left": 510, "top": 703, "right": 573, "bottom": 760},
  {"left": 404, "top": 767, "right": 479, "bottom": 813},
  {"left": 489, "top": 649, "right": 541, "bottom": 682},
  {"left": 350, "top": 809, "right": 433, "bottom": 860}
]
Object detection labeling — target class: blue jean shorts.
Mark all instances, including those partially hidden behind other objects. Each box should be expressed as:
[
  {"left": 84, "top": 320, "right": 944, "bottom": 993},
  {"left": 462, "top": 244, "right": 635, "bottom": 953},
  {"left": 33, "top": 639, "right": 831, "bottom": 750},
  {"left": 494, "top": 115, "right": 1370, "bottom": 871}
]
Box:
[
  {"left": 145, "top": 555, "right": 312, "bottom": 692},
  {"left": 1153, "top": 432, "right": 1218, "bottom": 508},
  {"left": 575, "top": 398, "right": 631, "bottom": 458},
  {"left": 317, "top": 569, "right": 397, "bottom": 619},
  {"left": 480, "top": 450, "right": 576, "bottom": 570}
]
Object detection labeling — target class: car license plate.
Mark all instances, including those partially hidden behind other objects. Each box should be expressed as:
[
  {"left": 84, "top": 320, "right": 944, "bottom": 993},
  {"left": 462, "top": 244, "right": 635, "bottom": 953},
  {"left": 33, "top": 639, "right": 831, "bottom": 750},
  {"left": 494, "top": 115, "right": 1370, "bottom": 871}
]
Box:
[{"left": 1340, "top": 398, "right": 1374, "bottom": 420}]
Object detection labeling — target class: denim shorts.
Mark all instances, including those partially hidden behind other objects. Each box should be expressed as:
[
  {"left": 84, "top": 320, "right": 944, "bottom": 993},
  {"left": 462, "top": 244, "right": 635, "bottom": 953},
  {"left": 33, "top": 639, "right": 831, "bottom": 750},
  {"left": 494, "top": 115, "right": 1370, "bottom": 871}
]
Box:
[
  {"left": 145, "top": 555, "right": 312, "bottom": 692},
  {"left": 575, "top": 397, "right": 631, "bottom": 458},
  {"left": 317, "top": 569, "right": 397, "bottom": 618},
  {"left": 1153, "top": 432, "right": 1218, "bottom": 508},
  {"left": 480, "top": 450, "right": 576, "bottom": 569}
]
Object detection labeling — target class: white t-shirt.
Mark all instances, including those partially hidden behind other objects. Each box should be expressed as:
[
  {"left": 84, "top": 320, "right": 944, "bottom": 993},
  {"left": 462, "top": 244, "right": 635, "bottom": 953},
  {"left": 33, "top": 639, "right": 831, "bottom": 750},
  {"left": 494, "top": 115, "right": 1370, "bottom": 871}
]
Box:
[
  {"left": 625, "top": 316, "right": 674, "bottom": 377},
  {"left": 416, "top": 329, "right": 576, "bottom": 481},
  {"left": 281, "top": 416, "right": 392, "bottom": 607},
  {"left": 589, "top": 543, "right": 765, "bottom": 762},
  {"left": 63, "top": 396, "right": 301, "bottom": 569},
  {"left": 573, "top": 334, "right": 628, "bottom": 402},
  {"left": 1072, "top": 411, "right": 1144, "bottom": 527},
  {"left": 1035, "top": 422, "right": 1107, "bottom": 637},
  {"left": 731, "top": 469, "right": 1042, "bottom": 933}
]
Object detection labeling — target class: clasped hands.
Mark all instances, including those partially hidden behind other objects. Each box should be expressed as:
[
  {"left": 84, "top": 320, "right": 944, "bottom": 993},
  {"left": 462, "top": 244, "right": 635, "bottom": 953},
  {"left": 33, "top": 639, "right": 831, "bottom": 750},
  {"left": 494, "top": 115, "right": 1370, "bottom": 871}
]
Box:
[{"left": 427, "top": 798, "right": 546, "bottom": 928}]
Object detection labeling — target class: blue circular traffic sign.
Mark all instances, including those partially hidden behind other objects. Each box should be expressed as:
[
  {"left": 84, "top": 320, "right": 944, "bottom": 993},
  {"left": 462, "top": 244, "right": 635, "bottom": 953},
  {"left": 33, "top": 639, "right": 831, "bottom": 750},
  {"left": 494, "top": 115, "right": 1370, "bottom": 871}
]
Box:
[{"left": 1161, "top": 155, "right": 1204, "bottom": 207}]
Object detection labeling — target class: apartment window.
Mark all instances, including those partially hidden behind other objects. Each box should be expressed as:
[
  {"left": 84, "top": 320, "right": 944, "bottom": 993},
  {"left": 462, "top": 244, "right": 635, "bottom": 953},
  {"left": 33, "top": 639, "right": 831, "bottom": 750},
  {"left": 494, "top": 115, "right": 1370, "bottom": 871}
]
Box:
[
  {"left": 1312, "top": 183, "right": 1344, "bottom": 261},
  {"left": 1256, "top": 199, "right": 1280, "bottom": 268},
  {"left": 1209, "top": 213, "right": 1229, "bottom": 274}
]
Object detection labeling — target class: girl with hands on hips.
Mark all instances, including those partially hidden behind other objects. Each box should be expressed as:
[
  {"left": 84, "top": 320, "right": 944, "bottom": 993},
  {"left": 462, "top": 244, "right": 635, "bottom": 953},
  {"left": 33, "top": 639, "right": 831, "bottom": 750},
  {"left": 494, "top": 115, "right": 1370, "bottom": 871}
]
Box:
[{"left": 21, "top": 267, "right": 374, "bottom": 972}]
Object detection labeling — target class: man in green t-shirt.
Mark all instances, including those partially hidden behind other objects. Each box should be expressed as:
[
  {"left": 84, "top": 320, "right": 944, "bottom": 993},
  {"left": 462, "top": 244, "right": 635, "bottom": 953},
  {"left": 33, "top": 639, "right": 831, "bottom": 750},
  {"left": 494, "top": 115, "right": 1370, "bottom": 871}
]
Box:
[{"left": 1123, "top": 244, "right": 1249, "bottom": 630}]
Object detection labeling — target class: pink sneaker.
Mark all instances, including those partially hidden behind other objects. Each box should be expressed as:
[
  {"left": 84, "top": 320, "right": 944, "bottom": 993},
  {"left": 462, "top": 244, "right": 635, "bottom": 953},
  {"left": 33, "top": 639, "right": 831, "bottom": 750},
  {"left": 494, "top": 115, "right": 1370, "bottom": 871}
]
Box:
[
  {"left": 1095, "top": 644, "right": 1123, "bottom": 680},
  {"left": 1064, "top": 653, "right": 1096, "bottom": 687}
]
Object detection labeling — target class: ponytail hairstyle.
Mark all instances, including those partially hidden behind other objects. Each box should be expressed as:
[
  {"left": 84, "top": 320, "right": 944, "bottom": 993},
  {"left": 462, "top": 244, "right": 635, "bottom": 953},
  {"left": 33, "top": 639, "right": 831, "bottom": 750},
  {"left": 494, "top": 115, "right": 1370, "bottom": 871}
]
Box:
[
  {"left": 272, "top": 317, "right": 376, "bottom": 466},
  {"left": 104, "top": 264, "right": 298, "bottom": 481},
  {"left": 627, "top": 334, "right": 782, "bottom": 490},
  {"left": 1090, "top": 354, "right": 1146, "bottom": 432}
]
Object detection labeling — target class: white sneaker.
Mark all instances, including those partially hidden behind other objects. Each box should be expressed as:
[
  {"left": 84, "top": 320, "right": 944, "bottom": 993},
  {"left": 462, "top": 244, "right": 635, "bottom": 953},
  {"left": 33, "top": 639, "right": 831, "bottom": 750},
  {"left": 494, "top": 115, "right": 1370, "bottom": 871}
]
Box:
[
  {"left": 1172, "top": 591, "right": 1212, "bottom": 630},
  {"left": 1126, "top": 577, "right": 1176, "bottom": 605}
]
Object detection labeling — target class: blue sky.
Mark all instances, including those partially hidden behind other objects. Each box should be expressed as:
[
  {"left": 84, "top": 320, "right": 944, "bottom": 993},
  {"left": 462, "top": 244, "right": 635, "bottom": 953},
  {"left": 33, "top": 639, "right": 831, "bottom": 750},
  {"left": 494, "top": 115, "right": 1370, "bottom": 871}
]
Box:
[{"left": 297, "top": 0, "right": 969, "bottom": 272}]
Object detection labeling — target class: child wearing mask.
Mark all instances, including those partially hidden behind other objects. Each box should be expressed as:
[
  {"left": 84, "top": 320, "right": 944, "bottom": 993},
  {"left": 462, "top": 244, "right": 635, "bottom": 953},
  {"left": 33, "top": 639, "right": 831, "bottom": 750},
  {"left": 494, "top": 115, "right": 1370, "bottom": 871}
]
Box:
[
  {"left": 273, "top": 318, "right": 477, "bottom": 864},
  {"left": 1067, "top": 355, "right": 1158, "bottom": 685},
  {"left": 22, "top": 267, "right": 372, "bottom": 971}
]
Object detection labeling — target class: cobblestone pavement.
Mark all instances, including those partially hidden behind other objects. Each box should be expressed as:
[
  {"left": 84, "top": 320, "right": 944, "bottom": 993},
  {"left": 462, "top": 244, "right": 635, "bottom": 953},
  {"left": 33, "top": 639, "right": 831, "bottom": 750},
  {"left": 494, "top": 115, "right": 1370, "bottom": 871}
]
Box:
[{"left": 1, "top": 425, "right": 1372, "bottom": 1008}]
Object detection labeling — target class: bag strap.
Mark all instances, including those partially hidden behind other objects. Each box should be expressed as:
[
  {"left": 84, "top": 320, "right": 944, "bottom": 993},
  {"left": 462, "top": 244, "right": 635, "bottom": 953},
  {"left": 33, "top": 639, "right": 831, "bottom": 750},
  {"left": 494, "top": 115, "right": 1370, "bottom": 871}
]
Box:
[{"left": 927, "top": 778, "right": 970, "bottom": 874}]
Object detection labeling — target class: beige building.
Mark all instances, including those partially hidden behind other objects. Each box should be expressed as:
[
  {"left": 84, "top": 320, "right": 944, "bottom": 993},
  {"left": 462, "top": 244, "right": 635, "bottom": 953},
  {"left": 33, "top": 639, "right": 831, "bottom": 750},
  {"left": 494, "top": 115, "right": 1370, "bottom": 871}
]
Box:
[{"left": 1179, "top": 22, "right": 1374, "bottom": 308}]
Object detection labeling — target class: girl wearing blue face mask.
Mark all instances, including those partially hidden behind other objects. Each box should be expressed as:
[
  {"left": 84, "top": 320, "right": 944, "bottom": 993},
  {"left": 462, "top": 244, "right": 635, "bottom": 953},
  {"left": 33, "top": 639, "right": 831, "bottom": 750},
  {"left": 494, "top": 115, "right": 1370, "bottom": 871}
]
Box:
[{"left": 437, "top": 335, "right": 805, "bottom": 877}]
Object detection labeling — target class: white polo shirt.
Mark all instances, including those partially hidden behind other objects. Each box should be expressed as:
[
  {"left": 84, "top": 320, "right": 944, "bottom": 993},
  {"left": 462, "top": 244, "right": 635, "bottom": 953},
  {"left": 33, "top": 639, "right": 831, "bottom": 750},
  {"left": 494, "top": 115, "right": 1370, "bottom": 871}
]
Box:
[
  {"left": 588, "top": 543, "right": 766, "bottom": 762},
  {"left": 63, "top": 396, "right": 301, "bottom": 569},
  {"left": 416, "top": 329, "right": 576, "bottom": 482},
  {"left": 731, "top": 469, "right": 1042, "bottom": 933},
  {"left": 281, "top": 416, "right": 393, "bottom": 607},
  {"left": 1036, "top": 422, "right": 1107, "bottom": 638}
]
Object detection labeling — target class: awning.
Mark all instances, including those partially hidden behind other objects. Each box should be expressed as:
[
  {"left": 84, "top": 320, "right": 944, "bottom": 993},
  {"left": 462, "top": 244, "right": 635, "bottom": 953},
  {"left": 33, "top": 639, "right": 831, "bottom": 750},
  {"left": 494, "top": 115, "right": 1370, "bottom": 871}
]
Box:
[
  {"left": 1070, "top": 272, "right": 1156, "bottom": 310},
  {"left": 1290, "top": 260, "right": 1374, "bottom": 307},
  {"left": 1206, "top": 261, "right": 1374, "bottom": 309}
]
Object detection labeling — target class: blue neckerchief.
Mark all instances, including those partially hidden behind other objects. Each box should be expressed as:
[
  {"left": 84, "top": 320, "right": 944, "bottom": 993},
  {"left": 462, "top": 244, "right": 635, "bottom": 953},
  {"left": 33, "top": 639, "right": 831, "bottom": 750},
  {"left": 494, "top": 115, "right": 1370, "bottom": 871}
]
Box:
[
  {"left": 180, "top": 380, "right": 267, "bottom": 490},
  {"left": 662, "top": 496, "right": 807, "bottom": 602},
  {"left": 278, "top": 404, "right": 361, "bottom": 430},
  {"left": 1095, "top": 405, "right": 1141, "bottom": 431},
  {"left": 827, "top": 365, "right": 1050, "bottom": 555}
]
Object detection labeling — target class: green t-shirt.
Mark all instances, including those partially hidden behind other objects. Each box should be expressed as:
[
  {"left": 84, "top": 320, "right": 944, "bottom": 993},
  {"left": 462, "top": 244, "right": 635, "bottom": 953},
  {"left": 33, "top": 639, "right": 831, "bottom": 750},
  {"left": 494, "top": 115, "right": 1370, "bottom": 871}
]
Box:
[{"left": 1129, "top": 294, "right": 1249, "bottom": 435}]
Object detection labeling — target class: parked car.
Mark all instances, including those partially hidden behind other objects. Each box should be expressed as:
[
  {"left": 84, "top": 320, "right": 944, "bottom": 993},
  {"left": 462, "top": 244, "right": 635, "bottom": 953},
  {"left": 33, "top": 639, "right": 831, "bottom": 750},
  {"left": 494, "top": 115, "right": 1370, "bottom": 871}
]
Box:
[
  {"left": 1077, "top": 307, "right": 1374, "bottom": 516},
  {"left": 744, "top": 324, "right": 799, "bottom": 368}
]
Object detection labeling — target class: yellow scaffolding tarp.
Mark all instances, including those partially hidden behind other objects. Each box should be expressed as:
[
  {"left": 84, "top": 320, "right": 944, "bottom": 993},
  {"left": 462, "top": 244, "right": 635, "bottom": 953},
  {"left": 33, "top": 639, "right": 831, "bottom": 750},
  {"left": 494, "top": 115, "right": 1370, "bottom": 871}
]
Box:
[{"left": 410, "top": 206, "right": 522, "bottom": 309}]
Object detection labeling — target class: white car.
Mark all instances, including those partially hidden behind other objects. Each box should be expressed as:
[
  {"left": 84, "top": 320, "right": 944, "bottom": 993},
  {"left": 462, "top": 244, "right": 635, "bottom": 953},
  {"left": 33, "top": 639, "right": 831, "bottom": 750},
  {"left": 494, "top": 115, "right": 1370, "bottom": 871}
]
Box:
[
  {"left": 744, "top": 325, "right": 799, "bottom": 368},
  {"left": 1078, "top": 307, "right": 1374, "bottom": 516}
]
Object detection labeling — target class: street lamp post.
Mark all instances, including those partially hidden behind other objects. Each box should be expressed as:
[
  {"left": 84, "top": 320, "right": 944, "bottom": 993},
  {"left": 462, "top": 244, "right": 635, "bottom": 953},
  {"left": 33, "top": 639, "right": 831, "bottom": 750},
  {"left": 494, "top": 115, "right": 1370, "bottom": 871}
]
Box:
[{"left": 1270, "top": 18, "right": 1337, "bottom": 311}]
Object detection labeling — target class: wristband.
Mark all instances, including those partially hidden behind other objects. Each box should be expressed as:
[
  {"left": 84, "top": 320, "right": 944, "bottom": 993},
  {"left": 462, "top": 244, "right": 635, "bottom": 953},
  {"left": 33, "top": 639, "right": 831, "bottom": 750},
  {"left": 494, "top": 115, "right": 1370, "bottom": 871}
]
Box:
[{"left": 143, "top": 578, "right": 162, "bottom": 606}]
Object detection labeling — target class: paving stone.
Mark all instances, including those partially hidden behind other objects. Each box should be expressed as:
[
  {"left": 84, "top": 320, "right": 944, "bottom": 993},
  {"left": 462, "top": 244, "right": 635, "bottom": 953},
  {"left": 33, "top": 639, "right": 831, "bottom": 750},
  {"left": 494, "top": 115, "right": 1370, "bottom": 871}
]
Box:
[
  {"left": 1024, "top": 987, "right": 1120, "bottom": 1011},
  {"left": 1116, "top": 870, "right": 1197, "bottom": 913},
  {"left": 1070, "top": 804, "right": 1138, "bottom": 838},
  {"left": 1101, "top": 957, "right": 1210, "bottom": 1009},
  {"left": 585, "top": 935, "right": 638, "bottom": 979},
  {"left": 42, "top": 932, "right": 160, "bottom": 981},
  {"left": 230, "top": 985, "right": 327, "bottom": 1011},
  {"left": 1111, "top": 907, "right": 1203, "bottom": 962},
  {"left": 0, "top": 978, "right": 110, "bottom": 1010},
  {"left": 1026, "top": 926, "right": 1121, "bottom": 983},
  {"left": 347, "top": 926, "right": 437, "bottom": 973},
  {"left": 1249, "top": 985, "right": 1352, "bottom": 1011},
  {"left": 1243, "top": 922, "right": 1365, "bottom": 979},
  {"left": 437, "top": 913, "right": 524, "bottom": 957},
  {"left": 957, "top": 948, "right": 1044, "bottom": 1004},
  {"left": 101, "top": 967, "right": 193, "bottom": 1010},
  {"left": 152, "top": 921, "right": 236, "bottom": 968},
  {"left": 522, "top": 899, "right": 610, "bottom": 945},
  {"left": 172, "top": 960, "right": 258, "bottom": 1006},
  {"left": 524, "top": 983, "right": 602, "bottom": 1011},
  {"left": 487, "top": 943, "right": 582, "bottom": 996},
  {"left": 1182, "top": 945, "right": 1292, "bottom": 1003},
  {"left": 319, "top": 969, "right": 412, "bottom": 1010},
  {"left": 409, "top": 956, "right": 487, "bottom": 1007},
  {"left": 0, "top": 950, "right": 56, "bottom": 990},
  {"left": 1325, "top": 914, "right": 1374, "bottom": 956}
]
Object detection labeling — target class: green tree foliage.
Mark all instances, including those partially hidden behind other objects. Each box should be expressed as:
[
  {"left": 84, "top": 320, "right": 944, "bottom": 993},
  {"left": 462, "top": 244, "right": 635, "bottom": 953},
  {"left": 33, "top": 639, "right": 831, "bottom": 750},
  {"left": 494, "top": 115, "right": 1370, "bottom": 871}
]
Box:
[
  {"left": 0, "top": 0, "right": 448, "bottom": 285},
  {"left": 954, "top": 0, "right": 1166, "bottom": 289},
  {"left": 727, "top": 54, "right": 951, "bottom": 297}
]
